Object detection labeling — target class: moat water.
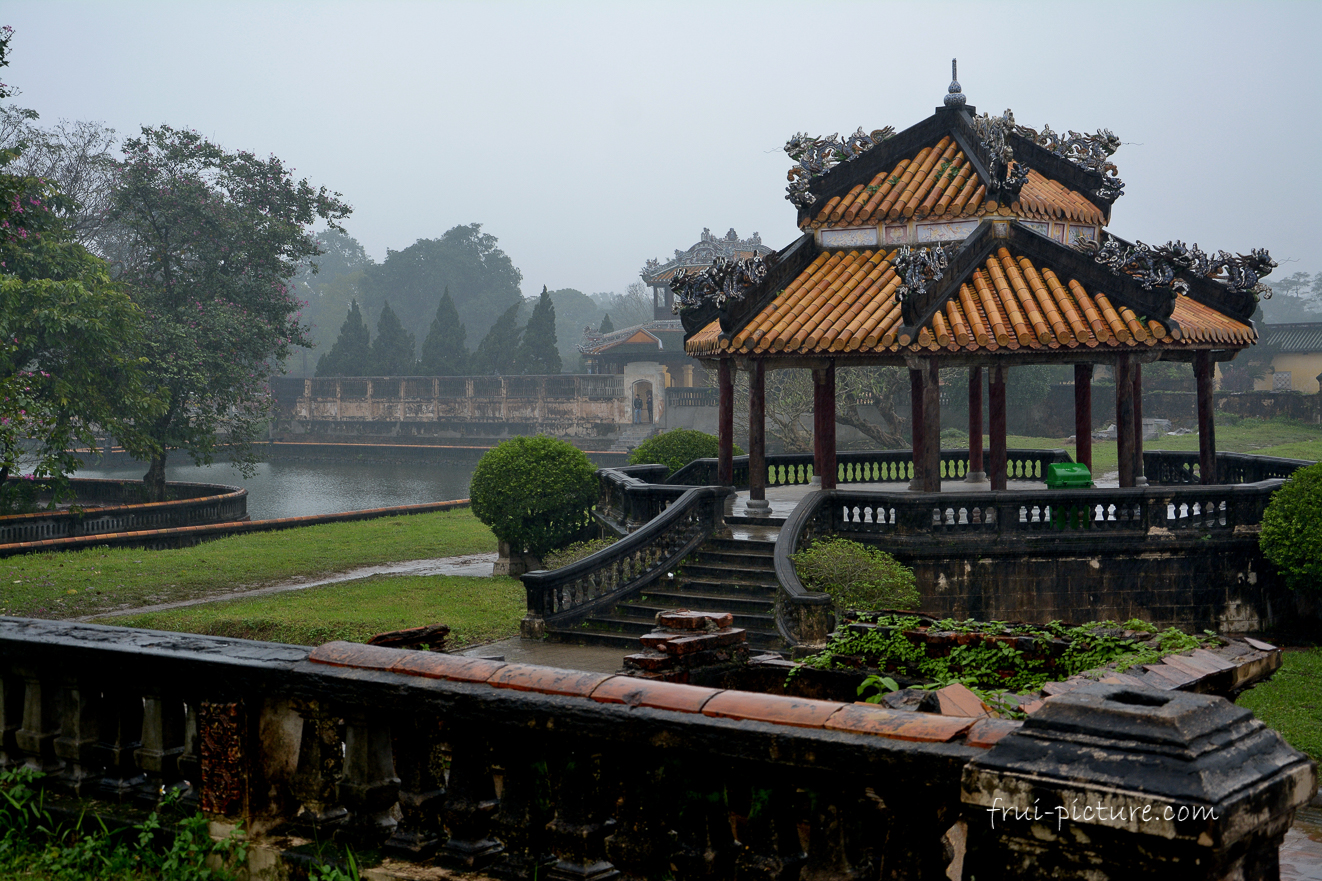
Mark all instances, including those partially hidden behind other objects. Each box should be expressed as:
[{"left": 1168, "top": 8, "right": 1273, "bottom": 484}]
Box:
[{"left": 76, "top": 459, "right": 478, "bottom": 521}]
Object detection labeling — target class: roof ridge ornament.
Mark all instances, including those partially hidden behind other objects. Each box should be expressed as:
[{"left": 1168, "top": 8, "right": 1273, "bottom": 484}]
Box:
[
  {"left": 670, "top": 253, "right": 776, "bottom": 314},
  {"left": 1074, "top": 233, "right": 1277, "bottom": 300},
  {"left": 1014, "top": 122, "right": 1125, "bottom": 199},
  {"left": 892, "top": 244, "right": 951, "bottom": 326},
  {"left": 944, "top": 58, "right": 966, "bottom": 109},
  {"left": 783, "top": 126, "right": 896, "bottom": 208},
  {"left": 970, "top": 108, "right": 1029, "bottom": 199}
]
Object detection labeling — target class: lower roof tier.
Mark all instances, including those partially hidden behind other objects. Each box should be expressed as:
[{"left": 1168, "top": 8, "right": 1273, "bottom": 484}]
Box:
[{"left": 686, "top": 246, "right": 1256, "bottom": 359}]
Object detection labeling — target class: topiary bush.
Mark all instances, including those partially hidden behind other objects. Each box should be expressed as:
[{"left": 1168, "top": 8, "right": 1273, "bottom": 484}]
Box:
[
  {"left": 791, "top": 537, "right": 920, "bottom": 611},
  {"left": 470, "top": 436, "right": 597, "bottom": 558},
  {"left": 1260, "top": 461, "right": 1322, "bottom": 591},
  {"left": 628, "top": 428, "right": 743, "bottom": 476}
]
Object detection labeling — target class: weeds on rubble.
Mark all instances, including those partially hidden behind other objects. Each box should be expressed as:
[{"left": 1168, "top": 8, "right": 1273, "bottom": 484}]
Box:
[{"left": 0, "top": 767, "right": 246, "bottom": 880}]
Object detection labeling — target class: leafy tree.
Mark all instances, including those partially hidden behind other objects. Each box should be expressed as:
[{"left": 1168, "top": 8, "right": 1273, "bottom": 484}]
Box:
[
  {"left": 360, "top": 223, "right": 523, "bottom": 345},
  {"left": 419, "top": 286, "right": 469, "bottom": 375},
  {"left": 513, "top": 286, "right": 561, "bottom": 375},
  {"left": 599, "top": 313, "right": 614, "bottom": 333},
  {"left": 473, "top": 301, "right": 523, "bottom": 375},
  {"left": 370, "top": 301, "right": 415, "bottom": 375},
  {"left": 1260, "top": 462, "right": 1322, "bottom": 592},
  {"left": 315, "top": 300, "right": 371, "bottom": 376},
  {"left": 791, "top": 537, "right": 920, "bottom": 612},
  {"left": 470, "top": 435, "right": 596, "bottom": 558},
  {"left": 0, "top": 26, "right": 160, "bottom": 499},
  {"left": 289, "top": 229, "right": 373, "bottom": 375},
  {"left": 629, "top": 429, "right": 740, "bottom": 476},
  {"left": 107, "top": 124, "right": 351, "bottom": 499}
]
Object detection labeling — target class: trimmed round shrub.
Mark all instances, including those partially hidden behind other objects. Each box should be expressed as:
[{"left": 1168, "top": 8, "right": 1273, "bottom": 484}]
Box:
[
  {"left": 628, "top": 428, "right": 743, "bottom": 476},
  {"left": 470, "top": 436, "right": 597, "bottom": 557},
  {"left": 791, "top": 537, "right": 920, "bottom": 611},
  {"left": 1260, "top": 462, "right": 1322, "bottom": 592}
]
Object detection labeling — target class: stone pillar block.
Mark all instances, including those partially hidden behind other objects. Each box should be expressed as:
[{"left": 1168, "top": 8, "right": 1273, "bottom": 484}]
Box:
[{"left": 961, "top": 682, "right": 1316, "bottom": 879}]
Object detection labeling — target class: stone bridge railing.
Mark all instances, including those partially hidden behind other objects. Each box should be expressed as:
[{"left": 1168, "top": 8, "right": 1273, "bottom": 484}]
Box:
[
  {"left": 0, "top": 478, "right": 247, "bottom": 547},
  {"left": 0, "top": 619, "right": 1312, "bottom": 879}
]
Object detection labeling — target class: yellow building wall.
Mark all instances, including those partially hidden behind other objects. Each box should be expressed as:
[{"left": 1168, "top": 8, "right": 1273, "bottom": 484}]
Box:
[{"left": 1253, "top": 353, "right": 1322, "bottom": 393}]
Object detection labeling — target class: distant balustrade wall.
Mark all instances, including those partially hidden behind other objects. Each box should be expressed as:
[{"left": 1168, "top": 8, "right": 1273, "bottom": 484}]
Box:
[{"left": 1, "top": 619, "right": 1311, "bottom": 879}]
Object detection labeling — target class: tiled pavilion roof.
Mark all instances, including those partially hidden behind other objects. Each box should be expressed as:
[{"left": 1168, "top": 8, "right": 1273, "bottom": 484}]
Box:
[{"left": 687, "top": 241, "right": 1256, "bottom": 358}]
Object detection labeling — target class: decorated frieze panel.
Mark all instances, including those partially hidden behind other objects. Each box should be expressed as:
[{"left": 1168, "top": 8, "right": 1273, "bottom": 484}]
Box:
[
  {"left": 1019, "top": 220, "right": 1050, "bottom": 237},
  {"left": 916, "top": 220, "right": 980, "bottom": 243},
  {"left": 819, "top": 227, "right": 879, "bottom": 249}
]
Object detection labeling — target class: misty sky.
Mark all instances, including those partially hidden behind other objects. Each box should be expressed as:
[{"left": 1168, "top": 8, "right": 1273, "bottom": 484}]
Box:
[{"left": 6, "top": 1, "right": 1321, "bottom": 297}]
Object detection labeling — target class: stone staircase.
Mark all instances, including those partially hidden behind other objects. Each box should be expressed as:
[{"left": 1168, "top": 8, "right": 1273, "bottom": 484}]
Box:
[
  {"left": 545, "top": 533, "right": 786, "bottom": 653},
  {"left": 609, "top": 424, "right": 658, "bottom": 452}
]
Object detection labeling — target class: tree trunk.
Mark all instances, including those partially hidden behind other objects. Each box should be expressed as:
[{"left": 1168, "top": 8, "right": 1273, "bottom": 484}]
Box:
[
  {"left": 835, "top": 401, "right": 906, "bottom": 449},
  {"left": 143, "top": 451, "right": 168, "bottom": 502}
]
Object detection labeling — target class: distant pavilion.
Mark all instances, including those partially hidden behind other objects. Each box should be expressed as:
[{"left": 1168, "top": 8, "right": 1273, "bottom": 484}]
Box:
[{"left": 679, "top": 63, "right": 1271, "bottom": 504}]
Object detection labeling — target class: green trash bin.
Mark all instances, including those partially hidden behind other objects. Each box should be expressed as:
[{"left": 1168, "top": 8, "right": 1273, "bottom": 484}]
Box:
[{"left": 1045, "top": 462, "right": 1092, "bottom": 489}]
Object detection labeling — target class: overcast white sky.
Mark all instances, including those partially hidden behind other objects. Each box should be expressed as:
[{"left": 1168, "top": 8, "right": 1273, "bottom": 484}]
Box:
[{"left": 6, "top": 1, "right": 1321, "bottom": 296}]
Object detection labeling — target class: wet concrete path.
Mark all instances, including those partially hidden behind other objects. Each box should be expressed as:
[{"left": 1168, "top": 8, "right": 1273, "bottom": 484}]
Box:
[{"left": 78, "top": 552, "right": 499, "bottom": 621}]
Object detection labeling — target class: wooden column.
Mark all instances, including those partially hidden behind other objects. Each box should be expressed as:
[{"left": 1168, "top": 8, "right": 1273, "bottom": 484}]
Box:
[
  {"left": 1074, "top": 363, "right": 1093, "bottom": 473},
  {"left": 1195, "top": 351, "right": 1217, "bottom": 484},
  {"left": 922, "top": 358, "right": 941, "bottom": 493},
  {"left": 967, "top": 367, "right": 985, "bottom": 482},
  {"left": 989, "top": 365, "right": 1007, "bottom": 491},
  {"left": 1116, "top": 356, "right": 1135, "bottom": 487},
  {"left": 717, "top": 360, "right": 734, "bottom": 486},
  {"left": 909, "top": 368, "right": 925, "bottom": 490},
  {"left": 1133, "top": 362, "right": 1145, "bottom": 483},
  {"left": 813, "top": 363, "right": 837, "bottom": 490},
  {"left": 748, "top": 361, "right": 766, "bottom": 503}
]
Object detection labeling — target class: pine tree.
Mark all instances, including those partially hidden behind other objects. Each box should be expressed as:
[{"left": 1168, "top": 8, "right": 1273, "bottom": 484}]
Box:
[
  {"left": 599, "top": 313, "right": 614, "bottom": 333},
  {"left": 419, "top": 286, "right": 469, "bottom": 375},
  {"left": 512, "top": 286, "right": 562, "bottom": 375},
  {"left": 371, "top": 301, "right": 417, "bottom": 375},
  {"left": 315, "top": 300, "right": 372, "bottom": 376},
  {"left": 474, "top": 301, "right": 523, "bottom": 375}
]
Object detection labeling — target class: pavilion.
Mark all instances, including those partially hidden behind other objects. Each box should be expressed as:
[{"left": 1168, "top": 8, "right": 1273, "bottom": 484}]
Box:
[{"left": 678, "top": 63, "right": 1272, "bottom": 504}]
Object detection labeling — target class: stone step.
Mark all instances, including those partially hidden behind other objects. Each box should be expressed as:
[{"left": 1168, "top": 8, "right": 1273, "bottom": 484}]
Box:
[
  {"left": 686, "top": 549, "right": 777, "bottom": 569},
  {"left": 677, "top": 578, "right": 778, "bottom": 597},
  {"left": 617, "top": 591, "right": 774, "bottom": 616},
  {"left": 678, "top": 564, "right": 775, "bottom": 584},
  {"left": 706, "top": 536, "right": 777, "bottom": 553}
]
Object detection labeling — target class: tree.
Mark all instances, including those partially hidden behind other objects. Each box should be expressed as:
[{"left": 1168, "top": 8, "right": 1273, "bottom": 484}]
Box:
[
  {"left": 592, "top": 281, "right": 652, "bottom": 329},
  {"left": 512, "top": 286, "right": 561, "bottom": 374},
  {"left": 0, "top": 26, "right": 160, "bottom": 498},
  {"left": 316, "top": 300, "right": 371, "bottom": 376},
  {"left": 108, "top": 124, "right": 351, "bottom": 499},
  {"left": 473, "top": 301, "right": 523, "bottom": 375},
  {"left": 371, "top": 300, "right": 416, "bottom": 375},
  {"left": 1260, "top": 462, "right": 1322, "bottom": 592},
  {"left": 470, "top": 435, "right": 596, "bottom": 559},
  {"left": 419, "top": 286, "right": 469, "bottom": 375},
  {"left": 360, "top": 224, "right": 523, "bottom": 345},
  {"left": 629, "top": 429, "right": 740, "bottom": 476},
  {"left": 599, "top": 313, "right": 614, "bottom": 333}
]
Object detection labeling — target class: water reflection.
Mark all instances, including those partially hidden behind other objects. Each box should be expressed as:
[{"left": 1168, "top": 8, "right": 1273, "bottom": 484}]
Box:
[{"left": 75, "top": 460, "right": 477, "bottom": 521}]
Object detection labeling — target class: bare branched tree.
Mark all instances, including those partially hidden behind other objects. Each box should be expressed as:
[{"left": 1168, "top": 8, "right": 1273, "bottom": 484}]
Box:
[
  {"left": 728, "top": 365, "right": 910, "bottom": 453},
  {"left": 592, "top": 281, "right": 654, "bottom": 329}
]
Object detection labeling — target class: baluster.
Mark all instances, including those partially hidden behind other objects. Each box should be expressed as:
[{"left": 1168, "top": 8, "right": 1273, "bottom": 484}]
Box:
[
  {"left": 491, "top": 732, "right": 556, "bottom": 877},
  {"left": 196, "top": 700, "right": 249, "bottom": 816},
  {"left": 0, "top": 672, "right": 23, "bottom": 769},
  {"left": 733, "top": 781, "right": 806, "bottom": 881},
  {"left": 53, "top": 677, "right": 102, "bottom": 795},
  {"left": 135, "top": 689, "right": 186, "bottom": 806},
  {"left": 96, "top": 686, "right": 144, "bottom": 802},
  {"left": 545, "top": 745, "right": 618, "bottom": 880},
  {"left": 799, "top": 782, "right": 888, "bottom": 881},
  {"left": 16, "top": 668, "right": 63, "bottom": 774},
  {"left": 339, "top": 709, "right": 399, "bottom": 839},
  {"left": 440, "top": 730, "right": 503, "bottom": 869},
  {"left": 290, "top": 699, "right": 349, "bottom": 830},
  {"left": 664, "top": 756, "right": 735, "bottom": 879}
]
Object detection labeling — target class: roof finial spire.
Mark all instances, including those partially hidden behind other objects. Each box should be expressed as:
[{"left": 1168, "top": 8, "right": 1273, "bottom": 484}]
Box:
[{"left": 945, "top": 58, "right": 966, "bottom": 109}]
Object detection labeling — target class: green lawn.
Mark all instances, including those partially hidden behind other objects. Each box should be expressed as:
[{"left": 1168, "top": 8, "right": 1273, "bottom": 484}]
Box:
[
  {"left": 1238, "top": 647, "right": 1322, "bottom": 763},
  {"left": 103, "top": 573, "right": 525, "bottom": 649},
  {"left": 1, "top": 508, "right": 495, "bottom": 620}
]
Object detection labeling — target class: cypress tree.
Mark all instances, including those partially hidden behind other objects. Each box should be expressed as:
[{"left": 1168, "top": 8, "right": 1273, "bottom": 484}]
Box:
[
  {"left": 371, "top": 301, "right": 417, "bottom": 375},
  {"left": 513, "top": 286, "right": 561, "bottom": 375},
  {"left": 419, "top": 286, "right": 469, "bottom": 375},
  {"left": 599, "top": 313, "right": 614, "bottom": 333},
  {"left": 474, "top": 301, "right": 523, "bottom": 375},
  {"left": 315, "top": 300, "right": 372, "bottom": 376}
]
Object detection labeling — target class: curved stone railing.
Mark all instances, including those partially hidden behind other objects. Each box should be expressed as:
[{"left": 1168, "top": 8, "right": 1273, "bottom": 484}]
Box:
[
  {"left": 521, "top": 485, "right": 733, "bottom": 637},
  {"left": 666, "top": 448, "right": 1073, "bottom": 490},
  {"left": 0, "top": 619, "right": 1312, "bottom": 879},
  {"left": 1145, "top": 450, "right": 1313, "bottom": 485},
  {"left": 0, "top": 478, "right": 247, "bottom": 545}
]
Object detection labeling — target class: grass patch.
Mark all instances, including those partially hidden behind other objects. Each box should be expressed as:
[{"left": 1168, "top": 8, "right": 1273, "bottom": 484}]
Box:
[
  {"left": 1238, "top": 647, "right": 1322, "bottom": 764},
  {"left": 0, "top": 508, "right": 495, "bottom": 620},
  {"left": 101, "top": 573, "right": 525, "bottom": 648}
]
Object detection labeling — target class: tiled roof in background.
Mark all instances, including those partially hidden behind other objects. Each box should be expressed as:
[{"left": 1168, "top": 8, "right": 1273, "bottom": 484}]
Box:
[
  {"left": 805, "top": 137, "right": 1104, "bottom": 230},
  {"left": 1265, "top": 323, "right": 1322, "bottom": 353},
  {"left": 686, "top": 247, "right": 1255, "bottom": 357}
]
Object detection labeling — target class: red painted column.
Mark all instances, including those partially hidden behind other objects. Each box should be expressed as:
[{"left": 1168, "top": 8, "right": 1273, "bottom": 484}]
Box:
[
  {"left": 1133, "top": 362, "right": 1145, "bottom": 483},
  {"left": 1116, "top": 356, "right": 1135, "bottom": 488},
  {"left": 1074, "top": 363, "right": 1093, "bottom": 473},
  {"left": 748, "top": 360, "right": 766, "bottom": 501},
  {"left": 909, "top": 367, "right": 925, "bottom": 490},
  {"left": 923, "top": 358, "right": 941, "bottom": 493},
  {"left": 814, "top": 362, "right": 838, "bottom": 490},
  {"left": 1195, "top": 351, "right": 1217, "bottom": 484},
  {"left": 989, "top": 365, "right": 1007, "bottom": 491},
  {"left": 717, "top": 359, "right": 734, "bottom": 486},
  {"left": 967, "top": 366, "right": 984, "bottom": 481}
]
